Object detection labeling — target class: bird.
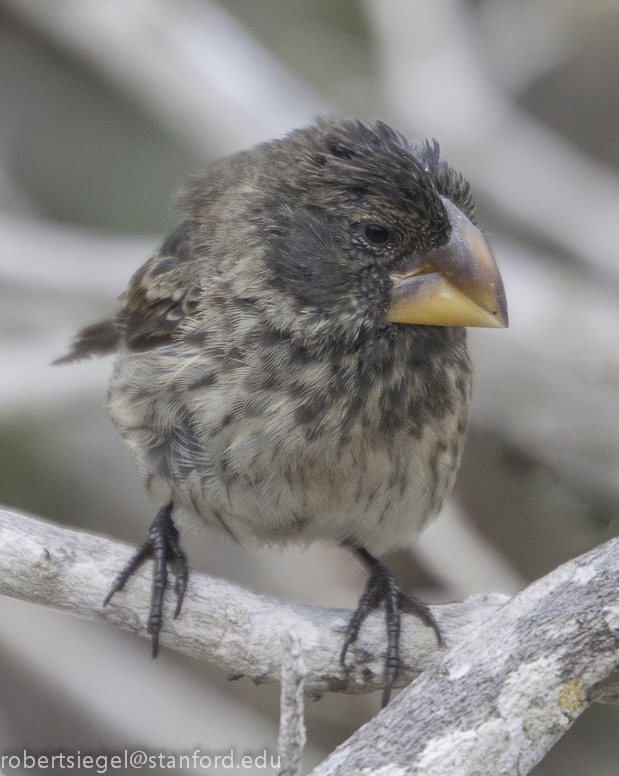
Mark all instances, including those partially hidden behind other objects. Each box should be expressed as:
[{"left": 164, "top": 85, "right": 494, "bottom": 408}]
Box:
[{"left": 56, "top": 119, "right": 508, "bottom": 707}]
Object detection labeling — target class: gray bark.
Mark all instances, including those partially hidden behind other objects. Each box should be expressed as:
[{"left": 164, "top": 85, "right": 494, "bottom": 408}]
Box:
[
  {"left": 2, "top": 505, "right": 619, "bottom": 774},
  {"left": 0, "top": 505, "right": 505, "bottom": 696},
  {"left": 308, "top": 537, "right": 619, "bottom": 775},
  {"left": 277, "top": 630, "right": 308, "bottom": 776}
]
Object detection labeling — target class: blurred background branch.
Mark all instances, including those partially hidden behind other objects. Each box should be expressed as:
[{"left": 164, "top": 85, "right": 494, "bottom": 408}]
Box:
[{"left": 1, "top": 0, "right": 619, "bottom": 772}]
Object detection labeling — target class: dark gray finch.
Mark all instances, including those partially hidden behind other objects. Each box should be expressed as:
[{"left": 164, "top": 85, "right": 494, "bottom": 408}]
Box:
[{"left": 57, "top": 119, "right": 508, "bottom": 707}]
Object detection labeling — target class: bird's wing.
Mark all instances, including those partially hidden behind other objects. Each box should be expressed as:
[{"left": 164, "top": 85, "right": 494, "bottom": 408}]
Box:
[{"left": 55, "top": 219, "right": 203, "bottom": 364}]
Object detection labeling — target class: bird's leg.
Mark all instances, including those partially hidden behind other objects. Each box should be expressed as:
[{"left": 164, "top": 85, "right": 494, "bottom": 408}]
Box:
[
  {"left": 103, "top": 501, "right": 188, "bottom": 657},
  {"left": 341, "top": 547, "right": 441, "bottom": 707}
]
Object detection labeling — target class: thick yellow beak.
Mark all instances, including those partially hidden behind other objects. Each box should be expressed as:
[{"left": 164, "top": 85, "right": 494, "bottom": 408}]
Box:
[{"left": 386, "top": 198, "right": 508, "bottom": 328}]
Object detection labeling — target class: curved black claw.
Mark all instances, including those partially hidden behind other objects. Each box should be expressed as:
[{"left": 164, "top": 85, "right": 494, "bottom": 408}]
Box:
[
  {"left": 340, "top": 548, "right": 441, "bottom": 708},
  {"left": 103, "top": 502, "right": 188, "bottom": 657}
]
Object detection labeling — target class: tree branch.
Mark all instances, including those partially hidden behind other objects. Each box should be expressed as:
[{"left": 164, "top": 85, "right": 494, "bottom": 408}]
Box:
[
  {"left": 0, "top": 505, "right": 505, "bottom": 696},
  {"left": 308, "top": 536, "right": 619, "bottom": 775},
  {"left": 2, "top": 505, "right": 619, "bottom": 773}
]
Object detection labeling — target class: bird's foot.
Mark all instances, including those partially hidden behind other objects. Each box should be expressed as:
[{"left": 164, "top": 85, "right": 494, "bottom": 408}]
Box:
[
  {"left": 103, "top": 502, "right": 188, "bottom": 657},
  {"left": 341, "top": 548, "right": 441, "bottom": 708}
]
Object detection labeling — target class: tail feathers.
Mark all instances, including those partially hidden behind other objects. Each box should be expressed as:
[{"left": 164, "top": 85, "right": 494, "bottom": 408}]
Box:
[{"left": 53, "top": 319, "right": 120, "bottom": 365}]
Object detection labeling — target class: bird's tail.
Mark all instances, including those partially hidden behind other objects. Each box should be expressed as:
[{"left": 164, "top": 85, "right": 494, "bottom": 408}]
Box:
[{"left": 53, "top": 319, "right": 120, "bottom": 365}]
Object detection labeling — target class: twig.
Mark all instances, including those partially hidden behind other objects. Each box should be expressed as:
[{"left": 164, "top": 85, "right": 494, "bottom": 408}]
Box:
[{"left": 277, "top": 630, "right": 307, "bottom": 776}]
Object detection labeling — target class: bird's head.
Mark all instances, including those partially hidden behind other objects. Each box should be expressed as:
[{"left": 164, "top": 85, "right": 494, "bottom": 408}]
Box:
[{"left": 182, "top": 119, "right": 508, "bottom": 351}]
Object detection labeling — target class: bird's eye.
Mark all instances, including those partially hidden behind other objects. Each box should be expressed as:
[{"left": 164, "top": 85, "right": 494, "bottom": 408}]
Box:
[{"left": 363, "top": 223, "right": 390, "bottom": 245}]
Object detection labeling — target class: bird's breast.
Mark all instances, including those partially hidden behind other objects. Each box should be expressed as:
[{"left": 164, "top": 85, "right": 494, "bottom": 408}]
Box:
[{"left": 108, "top": 327, "right": 471, "bottom": 555}]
